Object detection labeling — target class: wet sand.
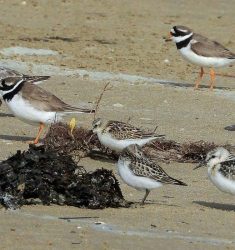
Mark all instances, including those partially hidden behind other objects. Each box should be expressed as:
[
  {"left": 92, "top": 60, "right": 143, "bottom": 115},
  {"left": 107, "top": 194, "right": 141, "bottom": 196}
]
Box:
[{"left": 0, "top": 1, "right": 235, "bottom": 249}]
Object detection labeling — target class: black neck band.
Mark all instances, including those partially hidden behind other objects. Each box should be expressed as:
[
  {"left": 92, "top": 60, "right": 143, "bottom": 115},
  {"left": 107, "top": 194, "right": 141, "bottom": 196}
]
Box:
[
  {"left": 3, "top": 80, "right": 25, "bottom": 101},
  {"left": 176, "top": 36, "right": 192, "bottom": 50}
]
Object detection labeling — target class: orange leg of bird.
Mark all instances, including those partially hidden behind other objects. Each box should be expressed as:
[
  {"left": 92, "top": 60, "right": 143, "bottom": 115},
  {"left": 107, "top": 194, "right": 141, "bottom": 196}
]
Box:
[
  {"left": 209, "top": 68, "right": 216, "bottom": 90},
  {"left": 27, "top": 123, "right": 45, "bottom": 144},
  {"left": 194, "top": 67, "right": 204, "bottom": 90},
  {"left": 33, "top": 123, "right": 45, "bottom": 144}
]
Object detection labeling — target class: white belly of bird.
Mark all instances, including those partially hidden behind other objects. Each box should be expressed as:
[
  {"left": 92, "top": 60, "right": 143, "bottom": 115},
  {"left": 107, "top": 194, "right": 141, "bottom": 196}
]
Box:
[
  {"left": 117, "top": 158, "right": 163, "bottom": 191},
  {"left": 6, "top": 94, "right": 62, "bottom": 125},
  {"left": 98, "top": 133, "right": 156, "bottom": 152},
  {"left": 208, "top": 169, "right": 235, "bottom": 195},
  {"left": 179, "top": 46, "right": 235, "bottom": 68}
]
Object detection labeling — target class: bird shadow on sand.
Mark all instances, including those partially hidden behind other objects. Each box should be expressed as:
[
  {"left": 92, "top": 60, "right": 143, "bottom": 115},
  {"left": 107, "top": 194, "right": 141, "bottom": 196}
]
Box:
[
  {"left": 0, "top": 134, "right": 35, "bottom": 142},
  {"left": 88, "top": 150, "right": 117, "bottom": 163},
  {"left": 224, "top": 125, "right": 235, "bottom": 131},
  {"left": 129, "top": 200, "right": 180, "bottom": 208},
  {"left": 0, "top": 112, "right": 14, "bottom": 118},
  {"left": 194, "top": 201, "right": 235, "bottom": 211},
  {"left": 160, "top": 81, "right": 231, "bottom": 91}
]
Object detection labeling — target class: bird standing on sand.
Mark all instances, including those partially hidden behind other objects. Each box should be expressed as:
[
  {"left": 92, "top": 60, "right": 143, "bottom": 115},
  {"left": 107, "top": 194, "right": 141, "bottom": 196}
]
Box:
[
  {"left": 117, "top": 144, "right": 187, "bottom": 204},
  {"left": 0, "top": 77, "right": 95, "bottom": 144},
  {"left": 170, "top": 25, "right": 235, "bottom": 90},
  {"left": 92, "top": 118, "right": 165, "bottom": 153},
  {"left": 195, "top": 147, "right": 235, "bottom": 195}
]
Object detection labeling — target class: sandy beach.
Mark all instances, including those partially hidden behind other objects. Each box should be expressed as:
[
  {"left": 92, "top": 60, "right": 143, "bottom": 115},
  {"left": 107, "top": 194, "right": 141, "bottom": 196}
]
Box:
[{"left": 0, "top": 0, "right": 235, "bottom": 249}]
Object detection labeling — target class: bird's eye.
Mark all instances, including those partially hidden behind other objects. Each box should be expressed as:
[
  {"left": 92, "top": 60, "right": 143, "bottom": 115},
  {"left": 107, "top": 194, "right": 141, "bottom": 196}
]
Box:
[
  {"left": 211, "top": 155, "right": 216, "bottom": 159},
  {"left": 1, "top": 79, "right": 6, "bottom": 86},
  {"left": 1, "top": 79, "right": 12, "bottom": 87}
]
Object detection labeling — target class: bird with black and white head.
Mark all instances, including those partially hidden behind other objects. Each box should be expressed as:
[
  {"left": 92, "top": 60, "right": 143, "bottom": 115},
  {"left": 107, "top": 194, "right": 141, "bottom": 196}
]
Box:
[
  {"left": 0, "top": 77, "right": 94, "bottom": 144},
  {"left": 170, "top": 25, "right": 235, "bottom": 90}
]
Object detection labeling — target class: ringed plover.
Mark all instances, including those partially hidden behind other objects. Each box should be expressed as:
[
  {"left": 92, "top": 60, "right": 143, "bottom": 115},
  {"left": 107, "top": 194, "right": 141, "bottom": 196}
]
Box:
[
  {"left": 170, "top": 25, "right": 235, "bottom": 90},
  {"left": 0, "top": 77, "right": 94, "bottom": 144}
]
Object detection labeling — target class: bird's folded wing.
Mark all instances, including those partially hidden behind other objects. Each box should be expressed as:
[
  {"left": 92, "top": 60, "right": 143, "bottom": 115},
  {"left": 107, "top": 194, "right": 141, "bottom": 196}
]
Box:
[
  {"left": 191, "top": 34, "right": 235, "bottom": 58},
  {"left": 105, "top": 120, "right": 155, "bottom": 139},
  {"left": 129, "top": 158, "right": 178, "bottom": 184},
  {"left": 219, "top": 160, "right": 235, "bottom": 181},
  {"left": 21, "top": 82, "right": 93, "bottom": 113}
]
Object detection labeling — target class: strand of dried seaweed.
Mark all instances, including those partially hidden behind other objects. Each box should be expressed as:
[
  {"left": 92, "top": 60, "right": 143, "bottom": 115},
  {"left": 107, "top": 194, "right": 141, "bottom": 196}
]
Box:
[
  {"left": 143, "top": 140, "right": 217, "bottom": 163},
  {"left": 43, "top": 122, "right": 233, "bottom": 164}
]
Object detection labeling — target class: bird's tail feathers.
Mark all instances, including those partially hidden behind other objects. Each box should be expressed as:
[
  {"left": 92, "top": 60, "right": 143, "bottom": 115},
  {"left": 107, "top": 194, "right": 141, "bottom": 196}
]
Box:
[
  {"left": 172, "top": 178, "right": 187, "bottom": 186},
  {"left": 62, "top": 104, "right": 95, "bottom": 114},
  {"left": 26, "top": 75, "right": 50, "bottom": 83}
]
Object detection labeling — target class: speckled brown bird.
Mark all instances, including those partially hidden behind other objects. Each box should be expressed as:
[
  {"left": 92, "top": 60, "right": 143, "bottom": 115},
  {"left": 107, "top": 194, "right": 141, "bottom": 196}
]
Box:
[
  {"left": 92, "top": 118, "right": 165, "bottom": 152},
  {"left": 117, "top": 144, "right": 187, "bottom": 204}
]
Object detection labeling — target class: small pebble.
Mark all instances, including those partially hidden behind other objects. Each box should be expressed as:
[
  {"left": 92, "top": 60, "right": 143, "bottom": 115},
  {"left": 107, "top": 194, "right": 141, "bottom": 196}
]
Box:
[
  {"left": 113, "top": 103, "right": 124, "bottom": 108},
  {"left": 140, "top": 117, "right": 152, "bottom": 121},
  {"left": 94, "top": 221, "right": 105, "bottom": 225},
  {"left": 164, "top": 59, "right": 170, "bottom": 64}
]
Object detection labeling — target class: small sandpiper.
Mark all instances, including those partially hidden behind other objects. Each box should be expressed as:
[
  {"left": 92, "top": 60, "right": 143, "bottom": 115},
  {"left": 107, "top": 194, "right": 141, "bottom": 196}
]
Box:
[
  {"left": 194, "top": 147, "right": 235, "bottom": 195},
  {"left": 92, "top": 118, "right": 165, "bottom": 153},
  {"left": 117, "top": 144, "right": 187, "bottom": 204}
]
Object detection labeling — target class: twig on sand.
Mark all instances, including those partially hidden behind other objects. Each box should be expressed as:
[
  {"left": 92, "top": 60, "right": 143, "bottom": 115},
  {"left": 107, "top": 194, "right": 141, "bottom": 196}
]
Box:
[
  {"left": 59, "top": 216, "right": 99, "bottom": 220},
  {"left": 93, "top": 82, "right": 112, "bottom": 120},
  {"left": 126, "top": 116, "right": 132, "bottom": 124},
  {"left": 152, "top": 124, "right": 158, "bottom": 133}
]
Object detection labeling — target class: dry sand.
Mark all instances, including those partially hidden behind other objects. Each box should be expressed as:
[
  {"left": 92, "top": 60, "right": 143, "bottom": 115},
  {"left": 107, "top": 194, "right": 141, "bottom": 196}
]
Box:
[{"left": 0, "top": 0, "right": 235, "bottom": 249}]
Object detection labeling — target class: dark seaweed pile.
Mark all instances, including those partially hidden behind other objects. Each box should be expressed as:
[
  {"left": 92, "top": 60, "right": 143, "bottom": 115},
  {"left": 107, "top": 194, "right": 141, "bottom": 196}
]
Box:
[{"left": 0, "top": 145, "right": 129, "bottom": 209}]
